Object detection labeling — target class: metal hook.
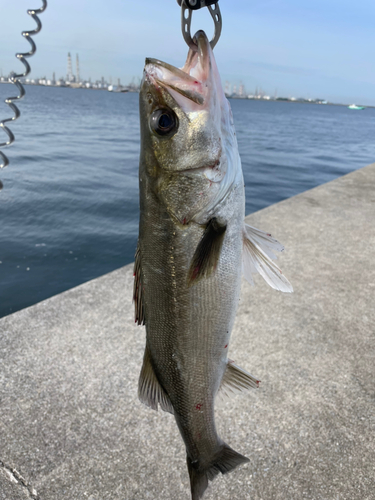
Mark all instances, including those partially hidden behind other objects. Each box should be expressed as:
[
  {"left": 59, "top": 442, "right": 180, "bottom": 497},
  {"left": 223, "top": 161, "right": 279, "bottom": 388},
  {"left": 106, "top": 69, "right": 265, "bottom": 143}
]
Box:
[
  {"left": 0, "top": 0, "right": 47, "bottom": 190},
  {"left": 181, "top": 1, "right": 222, "bottom": 52}
]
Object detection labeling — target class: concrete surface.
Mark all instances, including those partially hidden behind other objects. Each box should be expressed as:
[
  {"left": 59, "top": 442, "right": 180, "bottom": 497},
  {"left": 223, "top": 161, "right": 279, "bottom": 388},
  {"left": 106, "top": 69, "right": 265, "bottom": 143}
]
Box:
[{"left": 1, "top": 163, "right": 374, "bottom": 500}]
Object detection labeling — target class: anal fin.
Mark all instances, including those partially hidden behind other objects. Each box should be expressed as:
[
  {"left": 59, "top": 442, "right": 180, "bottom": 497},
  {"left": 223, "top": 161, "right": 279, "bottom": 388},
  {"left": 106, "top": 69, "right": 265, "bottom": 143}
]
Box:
[
  {"left": 188, "top": 218, "right": 226, "bottom": 286},
  {"left": 218, "top": 360, "right": 260, "bottom": 402},
  {"left": 138, "top": 344, "right": 174, "bottom": 414}
]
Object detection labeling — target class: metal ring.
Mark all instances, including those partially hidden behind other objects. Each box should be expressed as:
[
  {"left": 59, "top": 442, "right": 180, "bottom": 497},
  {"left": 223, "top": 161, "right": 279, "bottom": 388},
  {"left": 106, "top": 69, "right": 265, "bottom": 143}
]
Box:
[{"left": 181, "top": 1, "right": 222, "bottom": 51}]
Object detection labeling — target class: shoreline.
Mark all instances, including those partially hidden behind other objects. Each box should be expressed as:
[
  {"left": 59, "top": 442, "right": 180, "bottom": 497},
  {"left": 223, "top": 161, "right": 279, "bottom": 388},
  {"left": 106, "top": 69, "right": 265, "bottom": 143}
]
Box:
[{"left": 0, "top": 80, "right": 372, "bottom": 108}]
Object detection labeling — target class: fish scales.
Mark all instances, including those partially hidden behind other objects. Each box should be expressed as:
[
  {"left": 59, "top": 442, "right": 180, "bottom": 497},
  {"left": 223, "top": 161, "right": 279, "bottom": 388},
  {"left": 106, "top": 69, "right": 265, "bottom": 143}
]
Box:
[
  {"left": 135, "top": 30, "right": 293, "bottom": 500},
  {"left": 139, "top": 176, "right": 243, "bottom": 450}
]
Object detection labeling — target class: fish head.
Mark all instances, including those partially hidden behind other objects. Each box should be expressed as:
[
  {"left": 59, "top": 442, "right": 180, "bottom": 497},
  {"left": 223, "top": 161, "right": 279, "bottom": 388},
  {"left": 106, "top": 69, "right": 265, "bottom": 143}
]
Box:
[{"left": 140, "top": 30, "right": 241, "bottom": 225}]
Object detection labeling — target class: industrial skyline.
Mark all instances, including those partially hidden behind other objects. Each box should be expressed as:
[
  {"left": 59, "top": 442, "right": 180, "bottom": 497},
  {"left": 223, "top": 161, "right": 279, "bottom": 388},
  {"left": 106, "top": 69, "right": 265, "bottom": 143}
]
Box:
[
  {"left": 0, "top": 52, "right": 140, "bottom": 92},
  {"left": 0, "top": 52, "right": 369, "bottom": 107},
  {"left": 0, "top": 51, "right": 349, "bottom": 107},
  {"left": 1, "top": 1, "right": 375, "bottom": 105}
]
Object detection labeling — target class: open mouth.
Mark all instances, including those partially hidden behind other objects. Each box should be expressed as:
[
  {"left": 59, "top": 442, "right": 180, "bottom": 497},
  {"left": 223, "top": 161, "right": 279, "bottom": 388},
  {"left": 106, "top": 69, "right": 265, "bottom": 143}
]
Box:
[{"left": 144, "top": 31, "right": 211, "bottom": 106}]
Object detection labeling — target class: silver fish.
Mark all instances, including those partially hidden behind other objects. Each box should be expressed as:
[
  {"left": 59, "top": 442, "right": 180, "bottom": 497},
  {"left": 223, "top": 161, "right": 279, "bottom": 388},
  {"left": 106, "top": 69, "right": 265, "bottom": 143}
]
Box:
[{"left": 134, "top": 30, "right": 292, "bottom": 500}]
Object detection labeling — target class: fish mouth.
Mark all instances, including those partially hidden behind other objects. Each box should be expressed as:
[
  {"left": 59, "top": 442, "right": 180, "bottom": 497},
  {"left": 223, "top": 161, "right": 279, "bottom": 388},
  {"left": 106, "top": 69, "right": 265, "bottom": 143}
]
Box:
[{"left": 144, "top": 30, "right": 212, "bottom": 106}]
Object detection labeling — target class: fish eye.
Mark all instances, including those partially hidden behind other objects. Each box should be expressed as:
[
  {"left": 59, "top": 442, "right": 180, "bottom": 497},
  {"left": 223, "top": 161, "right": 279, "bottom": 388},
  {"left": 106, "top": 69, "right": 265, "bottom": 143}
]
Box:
[{"left": 150, "top": 108, "right": 178, "bottom": 137}]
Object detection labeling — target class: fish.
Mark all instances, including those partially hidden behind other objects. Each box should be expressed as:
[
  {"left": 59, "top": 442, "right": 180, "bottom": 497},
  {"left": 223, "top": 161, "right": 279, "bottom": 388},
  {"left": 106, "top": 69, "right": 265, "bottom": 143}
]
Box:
[{"left": 134, "top": 30, "right": 293, "bottom": 500}]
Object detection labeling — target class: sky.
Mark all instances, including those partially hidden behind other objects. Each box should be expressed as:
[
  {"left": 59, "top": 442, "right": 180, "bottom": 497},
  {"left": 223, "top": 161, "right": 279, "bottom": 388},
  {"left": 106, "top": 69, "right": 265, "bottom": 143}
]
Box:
[{"left": 1, "top": 0, "right": 375, "bottom": 105}]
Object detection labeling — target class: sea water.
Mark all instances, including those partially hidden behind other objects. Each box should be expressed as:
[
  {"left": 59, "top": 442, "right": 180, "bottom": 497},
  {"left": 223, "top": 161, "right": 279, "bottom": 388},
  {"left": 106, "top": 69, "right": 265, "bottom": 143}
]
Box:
[{"left": 0, "top": 85, "right": 374, "bottom": 317}]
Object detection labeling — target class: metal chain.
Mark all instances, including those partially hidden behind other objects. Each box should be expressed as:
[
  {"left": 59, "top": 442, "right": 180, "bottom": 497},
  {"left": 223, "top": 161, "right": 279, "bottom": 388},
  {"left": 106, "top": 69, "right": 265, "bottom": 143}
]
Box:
[{"left": 0, "top": 0, "right": 48, "bottom": 191}]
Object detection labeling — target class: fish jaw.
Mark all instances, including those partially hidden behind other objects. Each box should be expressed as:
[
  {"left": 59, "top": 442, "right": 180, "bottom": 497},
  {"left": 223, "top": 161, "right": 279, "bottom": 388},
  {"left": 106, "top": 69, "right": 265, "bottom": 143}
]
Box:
[
  {"left": 139, "top": 30, "right": 243, "bottom": 226},
  {"left": 145, "top": 29, "right": 221, "bottom": 113}
]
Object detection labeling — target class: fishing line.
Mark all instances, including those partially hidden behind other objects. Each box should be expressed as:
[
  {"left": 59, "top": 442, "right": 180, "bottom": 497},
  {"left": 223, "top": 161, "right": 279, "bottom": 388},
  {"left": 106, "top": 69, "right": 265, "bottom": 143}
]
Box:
[{"left": 0, "top": 0, "right": 47, "bottom": 191}]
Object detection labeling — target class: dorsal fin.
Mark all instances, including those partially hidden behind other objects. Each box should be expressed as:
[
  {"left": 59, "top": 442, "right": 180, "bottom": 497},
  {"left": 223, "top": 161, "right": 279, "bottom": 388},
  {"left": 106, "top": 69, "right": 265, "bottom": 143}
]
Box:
[
  {"left": 133, "top": 243, "right": 145, "bottom": 325},
  {"left": 188, "top": 218, "right": 226, "bottom": 286}
]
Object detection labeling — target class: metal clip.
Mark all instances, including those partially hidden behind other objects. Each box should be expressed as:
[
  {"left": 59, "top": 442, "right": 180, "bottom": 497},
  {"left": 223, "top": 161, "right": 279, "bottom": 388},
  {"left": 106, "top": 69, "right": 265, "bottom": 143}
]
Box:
[
  {"left": 0, "top": 0, "right": 47, "bottom": 190},
  {"left": 181, "top": 0, "right": 219, "bottom": 10},
  {"left": 180, "top": 0, "right": 222, "bottom": 51}
]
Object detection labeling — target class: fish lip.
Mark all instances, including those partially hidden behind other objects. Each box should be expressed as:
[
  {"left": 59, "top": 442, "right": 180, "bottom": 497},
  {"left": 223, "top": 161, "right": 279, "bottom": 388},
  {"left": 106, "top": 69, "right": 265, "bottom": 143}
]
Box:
[
  {"left": 192, "top": 30, "right": 210, "bottom": 66},
  {"left": 145, "top": 58, "right": 189, "bottom": 79}
]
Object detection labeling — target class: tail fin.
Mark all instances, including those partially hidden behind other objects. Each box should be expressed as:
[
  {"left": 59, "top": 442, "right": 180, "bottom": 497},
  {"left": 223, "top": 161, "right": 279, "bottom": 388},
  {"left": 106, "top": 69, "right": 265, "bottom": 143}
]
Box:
[{"left": 187, "top": 444, "right": 249, "bottom": 500}]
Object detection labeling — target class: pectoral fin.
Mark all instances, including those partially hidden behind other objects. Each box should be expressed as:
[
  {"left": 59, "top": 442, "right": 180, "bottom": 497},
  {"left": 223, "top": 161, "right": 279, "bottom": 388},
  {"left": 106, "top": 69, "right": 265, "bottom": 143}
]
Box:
[
  {"left": 218, "top": 360, "right": 260, "bottom": 402},
  {"left": 133, "top": 243, "right": 145, "bottom": 325},
  {"left": 138, "top": 344, "right": 174, "bottom": 414},
  {"left": 242, "top": 223, "right": 293, "bottom": 293},
  {"left": 188, "top": 218, "right": 227, "bottom": 286}
]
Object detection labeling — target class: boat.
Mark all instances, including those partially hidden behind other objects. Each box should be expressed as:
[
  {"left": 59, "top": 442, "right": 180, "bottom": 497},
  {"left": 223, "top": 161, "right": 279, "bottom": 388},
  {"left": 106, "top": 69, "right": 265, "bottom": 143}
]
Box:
[
  {"left": 108, "top": 84, "right": 129, "bottom": 93},
  {"left": 348, "top": 104, "right": 365, "bottom": 110}
]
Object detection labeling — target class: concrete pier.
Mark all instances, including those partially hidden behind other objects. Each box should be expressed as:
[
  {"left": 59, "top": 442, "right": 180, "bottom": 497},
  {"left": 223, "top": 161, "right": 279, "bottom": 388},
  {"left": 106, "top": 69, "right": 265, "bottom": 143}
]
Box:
[{"left": 1, "top": 163, "right": 374, "bottom": 500}]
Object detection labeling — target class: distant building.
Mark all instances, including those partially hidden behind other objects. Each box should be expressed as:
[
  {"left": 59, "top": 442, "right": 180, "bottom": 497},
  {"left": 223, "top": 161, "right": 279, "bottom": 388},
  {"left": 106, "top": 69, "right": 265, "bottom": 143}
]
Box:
[
  {"left": 76, "top": 54, "right": 80, "bottom": 84},
  {"left": 67, "top": 52, "right": 74, "bottom": 83}
]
